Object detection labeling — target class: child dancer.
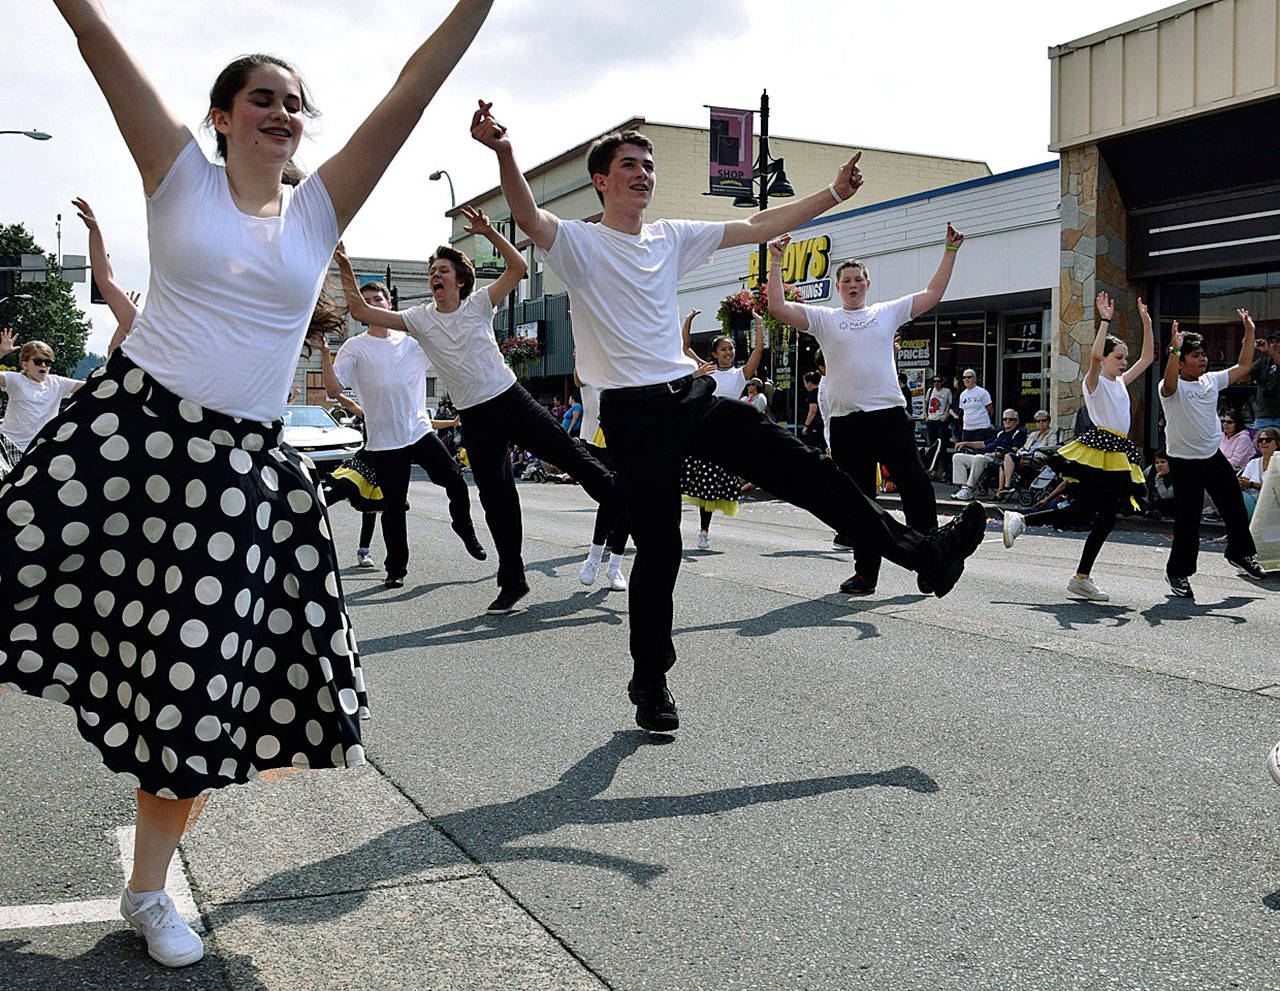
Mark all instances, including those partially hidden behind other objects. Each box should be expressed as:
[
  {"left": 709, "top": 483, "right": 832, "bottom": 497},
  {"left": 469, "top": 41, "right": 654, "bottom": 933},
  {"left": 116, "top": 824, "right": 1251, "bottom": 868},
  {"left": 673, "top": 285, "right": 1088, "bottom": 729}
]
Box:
[
  {"left": 335, "top": 206, "right": 618, "bottom": 614},
  {"left": 1158, "top": 309, "right": 1265, "bottom": 596},
  {"left": 5, "top": 0, "right": 492, "bottom": 968},
  {"left": 680, "top": 308, "right": 764, "bottom": 550},
  {"left": 1002, "top": 292, "right": 1153, "bottom": 601},
  {"left": 0, "top": 334, "right": 85, "bottom": 478}
]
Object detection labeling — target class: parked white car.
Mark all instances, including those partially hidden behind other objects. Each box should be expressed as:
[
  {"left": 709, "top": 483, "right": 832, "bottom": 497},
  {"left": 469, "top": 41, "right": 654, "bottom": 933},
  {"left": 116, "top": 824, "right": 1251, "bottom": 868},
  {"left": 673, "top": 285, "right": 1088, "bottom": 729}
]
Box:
[{"left": 281, "top": 405, "right": 364, "bottom": 465}]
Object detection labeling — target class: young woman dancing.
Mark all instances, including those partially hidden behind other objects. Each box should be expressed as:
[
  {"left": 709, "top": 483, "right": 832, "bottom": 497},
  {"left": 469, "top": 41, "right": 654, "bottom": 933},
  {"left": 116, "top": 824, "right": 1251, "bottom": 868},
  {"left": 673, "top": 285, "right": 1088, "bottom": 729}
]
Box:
[
  {"left": 680, "top": 308, "right": 764, "bottom": 550},
  {"left": 1, "top": 0, "right": 492, "bottom": 967},
  {"left": 1001, "top": 292, "right": 1153, "bottom": 601}
]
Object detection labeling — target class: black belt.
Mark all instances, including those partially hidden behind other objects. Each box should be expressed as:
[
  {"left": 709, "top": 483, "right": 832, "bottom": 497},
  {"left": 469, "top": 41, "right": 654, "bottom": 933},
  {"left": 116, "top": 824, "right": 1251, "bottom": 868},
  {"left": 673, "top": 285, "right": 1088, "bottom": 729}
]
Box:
[{"left": 604, "top": 375, "right": 693, "bottom": 400}]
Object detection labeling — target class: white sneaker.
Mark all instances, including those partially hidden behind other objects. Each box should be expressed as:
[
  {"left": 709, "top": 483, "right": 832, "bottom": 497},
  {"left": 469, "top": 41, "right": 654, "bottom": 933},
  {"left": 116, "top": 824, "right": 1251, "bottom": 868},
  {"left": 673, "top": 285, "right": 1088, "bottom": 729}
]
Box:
[
  {"left": 356, "top": 549, "right": 375, "bottom": 569},
  {"left": 696, "top": 531, "right": 710, "bottom": 551},
  {"left": 608, "top": 564, "right": 627, "bottom": 592},
  {"left": 579, "top": 558, "right": 600, "bottom": 586},
  {"left": 1066, "top": 575, "right": 1109, "bottom": 602},
  {"left": 955, "top": 486, "right": 973, "bottom": 501},
  {"left": 1002, "top": 511, "right": 1026, "bottom": 548},
  {"left": 1268, "top": 741, "right": 1280, "bottom": 786},
  {"left": 120, "top": 887, "right": 204, "bottom": 968}
]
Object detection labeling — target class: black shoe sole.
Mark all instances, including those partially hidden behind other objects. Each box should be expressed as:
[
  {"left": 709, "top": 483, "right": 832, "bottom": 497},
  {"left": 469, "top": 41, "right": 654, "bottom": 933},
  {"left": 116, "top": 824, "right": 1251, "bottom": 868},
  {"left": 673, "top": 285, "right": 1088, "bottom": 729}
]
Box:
[
  {"left": 635, "top": 713, "right": 679, "bottom": 733},
  {"left": 486, "top": 584, "right": 529, "bottom": 614},
  {"left": 839, "top": 582, "right": 876, "bottom": 595}
]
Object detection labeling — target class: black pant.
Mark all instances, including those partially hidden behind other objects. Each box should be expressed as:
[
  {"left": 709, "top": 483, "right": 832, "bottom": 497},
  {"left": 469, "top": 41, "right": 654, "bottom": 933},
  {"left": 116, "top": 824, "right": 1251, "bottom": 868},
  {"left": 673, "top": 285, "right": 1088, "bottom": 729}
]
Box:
[
  {"left": 359, "top": 512, "right": 376, "bottom": 549},
  {"left": 1167, "top": 451, "right": 1256, "bottom": 578},
  {"left": 460, "top": 383, "right": 616, "bottom": 589},
  {"left": 1023, "top": 484, "right": 1118, "bottom": 576},
  {"left": 601, "top": 376, "right": 926, "bottom": 683},
  {"left": 582, "top": 440, "right": 629, "bottom": 554},
  {"left": 364, "top": 431, "right": 475, "bottom": 580},
  {"left": 829, "top": 407, "right": 938, "bottom": 584}
]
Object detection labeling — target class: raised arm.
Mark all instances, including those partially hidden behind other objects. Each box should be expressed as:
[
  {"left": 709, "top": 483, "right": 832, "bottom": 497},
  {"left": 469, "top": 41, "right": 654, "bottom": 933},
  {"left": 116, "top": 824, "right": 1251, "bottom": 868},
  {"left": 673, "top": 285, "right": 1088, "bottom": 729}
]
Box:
[
  {"left": 318, "top": 339, "right": 344, "bottom": 400},
  {"left": 765, "top": 236, "right": 810, "bottom": 331},
  {"left": 458, "top": 205, "right": 528, "bottom": 306},
  {"left": 720, "top": 154, "right": 863, "bottom": 250},
  {"left": 1160, "top": 321, "right": 1184, "bottom": 398},
  {"left": 911, "top": 223, "right": 964, "bottom": 318},
  {"left": 1084, "top": 291, "right": 1114, "bottom": 394},
  {"left": 334, "top": 245, "right": 407, "bottom": 332},
  {"left": 1227, "top": 309, "right": 1256, "bottom": 385},
  {"left": 53, "top": 0, "right": 189, "bottom": 194},
  {"left": 741, "top": 311, "right": 765, "bottom": 380},
  {"left": 317, "top": 0, "right": 493, "bottom": 233},
  {"left": 1123, "top": 296, "right": 1155, "bottom": 385},
  {"left": 74, "top": 198, "right": 138, "bottom": 333},
  {"left": 471, "top": 102, "right": 559, "bottom": 252},
  {"left": 681, "top": 309, "right": 702, "bottom": 362}
]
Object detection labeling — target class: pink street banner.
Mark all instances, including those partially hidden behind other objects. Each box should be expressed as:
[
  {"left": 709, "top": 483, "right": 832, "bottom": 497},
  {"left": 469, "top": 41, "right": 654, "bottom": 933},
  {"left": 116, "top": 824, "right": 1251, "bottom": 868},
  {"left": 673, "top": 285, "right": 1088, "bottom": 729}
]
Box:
[{"left": 708, "top": 107, "right": 754, "bottom": 197}]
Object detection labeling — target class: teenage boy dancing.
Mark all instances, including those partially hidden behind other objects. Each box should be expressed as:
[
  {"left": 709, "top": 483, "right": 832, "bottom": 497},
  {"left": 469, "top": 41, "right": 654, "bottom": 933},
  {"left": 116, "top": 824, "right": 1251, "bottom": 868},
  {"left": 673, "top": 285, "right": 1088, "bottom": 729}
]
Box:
[{"left": 471, "top": 101, "right": 986, "bottom": 732}]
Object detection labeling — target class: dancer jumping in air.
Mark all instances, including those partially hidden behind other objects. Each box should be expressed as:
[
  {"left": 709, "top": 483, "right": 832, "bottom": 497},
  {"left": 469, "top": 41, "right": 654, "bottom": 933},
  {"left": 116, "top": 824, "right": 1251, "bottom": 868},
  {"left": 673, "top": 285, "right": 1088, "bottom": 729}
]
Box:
[
  {"left": 1002, "top": 292, "right": 1153, "bottom": 601},
  {"left": 3, "top": 0, "right": 492, "bottom": 968},
  {"left": 335, "top": 205, "right": 619, "bottom": 614},
  {"left": 472, "top": 101, "right": 986, "bottom": 733}
]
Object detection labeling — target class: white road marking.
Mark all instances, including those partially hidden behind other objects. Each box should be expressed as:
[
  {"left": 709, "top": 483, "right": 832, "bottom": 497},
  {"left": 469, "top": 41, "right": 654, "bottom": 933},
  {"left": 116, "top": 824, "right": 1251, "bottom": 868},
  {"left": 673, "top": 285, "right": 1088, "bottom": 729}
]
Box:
[{"left": 0, "top": 824, "right": 202, "bottom": 932}]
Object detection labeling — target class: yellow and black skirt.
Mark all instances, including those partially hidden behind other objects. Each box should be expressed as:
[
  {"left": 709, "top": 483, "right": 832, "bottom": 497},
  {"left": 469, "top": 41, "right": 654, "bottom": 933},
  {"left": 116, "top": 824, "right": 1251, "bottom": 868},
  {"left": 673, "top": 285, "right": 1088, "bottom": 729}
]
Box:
[
  {"left": 323, "top": 455, "right": 385, "bottom": 513},
  {"left": 1047, "top": 426, "right": 1145, "bottom": 504}
]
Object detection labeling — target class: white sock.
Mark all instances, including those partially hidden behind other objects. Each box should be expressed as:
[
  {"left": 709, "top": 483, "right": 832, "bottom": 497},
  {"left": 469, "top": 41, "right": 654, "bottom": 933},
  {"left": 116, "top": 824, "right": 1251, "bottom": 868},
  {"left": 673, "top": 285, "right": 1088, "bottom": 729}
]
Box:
[
  {"left": 607, "top": 552, "right": 625, "bottom": 575},
  {"left": 586, "top": 543, "right": 606, "bottom": 565},
  {"left": 122, "top": 885, "right": 162, "bottom": 908}
]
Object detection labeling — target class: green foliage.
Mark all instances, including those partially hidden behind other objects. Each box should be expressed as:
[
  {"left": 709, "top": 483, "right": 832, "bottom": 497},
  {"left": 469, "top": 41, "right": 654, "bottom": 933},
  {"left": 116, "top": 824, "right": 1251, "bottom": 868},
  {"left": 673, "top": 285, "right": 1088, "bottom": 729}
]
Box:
[{"left": 0, "top": 223, "right": 91, "bottom": 378}]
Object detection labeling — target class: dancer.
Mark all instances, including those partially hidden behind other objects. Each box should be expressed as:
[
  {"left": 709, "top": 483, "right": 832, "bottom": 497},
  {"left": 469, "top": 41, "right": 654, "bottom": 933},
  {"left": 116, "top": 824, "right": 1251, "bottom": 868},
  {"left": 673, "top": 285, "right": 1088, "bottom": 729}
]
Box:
[
  {"left": 1155, "top": 309, "right": 1265, "bottom": 596},
  {"left": 575, "top": 364, "right": 629, "bottom": 591},
  {"left": 73, "top": 196, "right": 141, "bottom": 352},
  {"left": 472, "top": 102, "right": 986, "bottom": 732},
  {"left": 680, "top": 307, "right": 764, "bottom": 550},
  {"left": 7, "top": 0, "right": 492, "bottom": 968},
  {"left": 1001, "top": 292, "right": 1154, "bottom": 601},
  {"left": 0, "top": 333, "right": 85, "bottom": 478},
  {"left": 766, "top": 225, "right": 963, "bottom": 595},
  {"left": 335, "top": 205, "right": 618, "bottom": 614},
  {"left": 319, "top": 262, "right": 487, "bottom": 590}
]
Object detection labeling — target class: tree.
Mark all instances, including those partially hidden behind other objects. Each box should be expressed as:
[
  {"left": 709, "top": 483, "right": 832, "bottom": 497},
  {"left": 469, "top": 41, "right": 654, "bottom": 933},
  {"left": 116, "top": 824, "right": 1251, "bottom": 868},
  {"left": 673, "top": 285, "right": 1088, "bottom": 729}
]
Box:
[{"left": 0, "top": 223, "right": 91, "bottom": 378}]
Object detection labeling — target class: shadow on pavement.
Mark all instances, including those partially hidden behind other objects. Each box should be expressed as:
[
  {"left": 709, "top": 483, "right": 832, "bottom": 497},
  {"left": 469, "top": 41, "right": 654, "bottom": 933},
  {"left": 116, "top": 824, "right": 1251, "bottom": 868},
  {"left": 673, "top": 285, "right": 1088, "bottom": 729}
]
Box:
[
  {"left": 758, "top": 549, "right": 849, "bottom": 560},
  {"left": 678, "top": 597, "right": 892, "bottom": 640},
  {"left": 989, "top": 599, "right": 1137, "bottom": 631},
  {"left": 0, "top": 933, "right": 264, "bottom": 990},
  {"left": 344, "top": 575, "right": 492, "bottom": 604},
  {"left": 213, "top": 731, "right": 938, "bottom": 926},
  {"left": 1139, "top": 595, "right": 1260, "bottom": 627}
]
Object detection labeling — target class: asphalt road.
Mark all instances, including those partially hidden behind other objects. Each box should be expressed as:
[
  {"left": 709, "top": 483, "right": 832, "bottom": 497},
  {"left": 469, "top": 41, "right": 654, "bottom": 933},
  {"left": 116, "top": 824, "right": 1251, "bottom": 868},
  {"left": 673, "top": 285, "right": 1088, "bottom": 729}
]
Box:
[{"left": 2, "top": 474, "right": 1278, "bottom": 990}]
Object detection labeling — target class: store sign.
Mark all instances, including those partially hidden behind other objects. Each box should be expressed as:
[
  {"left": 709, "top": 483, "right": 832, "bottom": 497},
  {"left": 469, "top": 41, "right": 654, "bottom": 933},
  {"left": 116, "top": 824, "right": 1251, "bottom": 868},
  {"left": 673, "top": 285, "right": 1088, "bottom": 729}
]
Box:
[
  {"left": 515, "top": 321, "right": 539, "bottom": 341},
  {"left": 708, "top": 107, "right": 754, "bottom": 197},
  {"left": 896, "top": 335, "right": 932, "bottom": 419},
  {"left": 748, "top": 234, "right": 832, "bottom": 297}
]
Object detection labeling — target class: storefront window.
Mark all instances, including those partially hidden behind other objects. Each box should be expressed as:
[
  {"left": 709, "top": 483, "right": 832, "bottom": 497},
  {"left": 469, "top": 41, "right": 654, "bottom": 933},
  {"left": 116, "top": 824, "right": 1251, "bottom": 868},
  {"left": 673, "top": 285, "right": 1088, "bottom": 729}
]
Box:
[
  {"left": 935, "top": 314, "right": 992, "bottom": 396},
  {"left": 1156, "top": 270, "right": 1280, "bottom": 425},
  {"left": 1002, "top": 314, "right": 1046, "bottom": 425}
]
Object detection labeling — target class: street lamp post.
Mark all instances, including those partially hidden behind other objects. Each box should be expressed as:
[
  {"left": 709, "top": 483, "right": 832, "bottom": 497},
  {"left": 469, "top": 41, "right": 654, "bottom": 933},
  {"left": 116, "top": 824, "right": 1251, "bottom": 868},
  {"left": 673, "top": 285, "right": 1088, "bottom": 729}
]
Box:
[
  {"left": 0, "top": 130, "right": 52, "bottom": 141},
  {"left": 429, "top": 169, "right": 456, "bottom": 210},
  {"left": 732, "top": 90, "right": 796, "bottom": 424}
]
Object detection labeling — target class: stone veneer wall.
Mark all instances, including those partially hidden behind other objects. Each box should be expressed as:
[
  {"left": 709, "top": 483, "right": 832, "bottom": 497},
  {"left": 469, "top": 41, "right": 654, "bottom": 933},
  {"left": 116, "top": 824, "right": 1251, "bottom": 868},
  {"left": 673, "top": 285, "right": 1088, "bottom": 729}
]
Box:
[{"left": 1056, "top": 145, "right": 1148, "bottom": 446}]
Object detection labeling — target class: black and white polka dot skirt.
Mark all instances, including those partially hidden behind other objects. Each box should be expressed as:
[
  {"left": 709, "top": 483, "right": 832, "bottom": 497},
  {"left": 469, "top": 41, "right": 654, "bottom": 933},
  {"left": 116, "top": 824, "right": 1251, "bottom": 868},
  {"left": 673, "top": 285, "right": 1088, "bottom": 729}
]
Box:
[
  {"left": 680, "top": 456, "right": 741, "bottom": 517},
  {"left": 0, "top": 352, "right": 367, "bottom": 799}
]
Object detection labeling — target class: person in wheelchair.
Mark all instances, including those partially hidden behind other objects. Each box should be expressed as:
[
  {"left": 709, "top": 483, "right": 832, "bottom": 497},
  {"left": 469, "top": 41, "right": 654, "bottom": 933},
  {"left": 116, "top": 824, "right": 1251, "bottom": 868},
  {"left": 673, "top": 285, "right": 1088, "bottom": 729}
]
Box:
[{"left": 995, "top": 409, "right": 1054, "bottom": 501}]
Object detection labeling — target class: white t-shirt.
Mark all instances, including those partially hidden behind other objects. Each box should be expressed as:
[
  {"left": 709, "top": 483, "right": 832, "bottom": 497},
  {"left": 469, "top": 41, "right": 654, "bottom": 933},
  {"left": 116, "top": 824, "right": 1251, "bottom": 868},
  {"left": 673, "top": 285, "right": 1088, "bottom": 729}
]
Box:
[
  {"left": 959, "top": 386, "right": 994, "bottom": 430},
  {"left": 1083, "top": 374, "right": 1131, "bottom": 434},
  {"left": 744, "top": 392, "right": 767, "bottom": 414},
  {"left": 925, "top": 387, "right": 952, "bottom": 422},
  {"left": 708, "top": 366, "right": 746, "bottom": 399},
  {"left": 1243, "top": 456, "right": 1267, "bottom": 487},
  {"left": 123, "top": 139, "right": 339, "bottom": 422},
  {"left": 803, "top": 295, "right": 914, "bottom": 416},
  {"left": 538, "top": 218, "right": 725, "bottom": 389},
  {"left": 579, "top": 381, "right": 604, "bottom": 446},
  {"left": 401, "top": 291, "right": 515, "bottom": 411},
  {"left": 1160, "top": 369, "right": 1230, "bottom": 460},
  {"left": 0, "top": 370, "right": 80, "bottom": 449},
  {"left": 331, "top": 332, "right": 432, "bottom": 452}
]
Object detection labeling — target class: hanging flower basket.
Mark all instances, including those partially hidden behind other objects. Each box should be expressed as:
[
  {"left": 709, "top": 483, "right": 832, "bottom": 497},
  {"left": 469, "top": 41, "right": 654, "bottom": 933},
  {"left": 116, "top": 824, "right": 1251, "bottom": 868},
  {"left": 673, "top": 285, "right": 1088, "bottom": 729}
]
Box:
[
  {"left": 498, "top": 335, "right": 541, "bottom": 378},
  {"left": 716, "top": 284, "right": 806, "bottom": 336}
]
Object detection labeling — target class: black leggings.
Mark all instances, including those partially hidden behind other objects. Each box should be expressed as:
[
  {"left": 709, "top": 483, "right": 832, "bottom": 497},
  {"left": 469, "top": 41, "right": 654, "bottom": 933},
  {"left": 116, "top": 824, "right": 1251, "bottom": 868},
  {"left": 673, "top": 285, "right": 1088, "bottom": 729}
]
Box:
[
  {"left": 1023, "top": 484, "right": 1117, "bottom": 576},
  {"left": 583, "top": 440, "right": 629, "bottom": 555}
]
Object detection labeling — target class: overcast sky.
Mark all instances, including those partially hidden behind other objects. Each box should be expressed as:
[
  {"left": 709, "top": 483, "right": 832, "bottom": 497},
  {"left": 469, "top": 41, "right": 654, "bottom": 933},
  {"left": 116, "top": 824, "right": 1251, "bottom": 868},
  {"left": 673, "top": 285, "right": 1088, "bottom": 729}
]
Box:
[{"left": 3, "top": 0, "right": 1165, "bottom": 354}]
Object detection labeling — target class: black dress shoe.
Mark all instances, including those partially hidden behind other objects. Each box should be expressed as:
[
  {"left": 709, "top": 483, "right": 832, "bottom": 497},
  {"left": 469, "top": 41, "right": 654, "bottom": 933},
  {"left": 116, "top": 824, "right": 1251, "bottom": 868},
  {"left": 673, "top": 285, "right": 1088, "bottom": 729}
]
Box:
[
  {"left": 486, "top": 581, "right": 529, "bottom": 614},
  {"left": 1227, "top": 553, "right": 1267, "bottom": 579},
  {"left": 627, "top": 678, "right": 678, "bottom": 732},
  {"left": 917, "top": 502, "right": 986, "bottom": 597},
  {"left": 839, "top": 574, "right": 876, "bottom": 595},
  {"left": 384, "top": 575, "right": 406, "bottom": 589},
  {"left": 453, "top": 522, "right": 488, "bottom": 561}
]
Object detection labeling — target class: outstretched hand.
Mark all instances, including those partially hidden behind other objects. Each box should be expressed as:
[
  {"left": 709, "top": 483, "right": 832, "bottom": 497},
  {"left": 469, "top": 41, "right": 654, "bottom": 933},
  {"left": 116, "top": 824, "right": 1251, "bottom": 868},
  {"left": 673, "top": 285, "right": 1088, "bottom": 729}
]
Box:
[
  {"left": 460, "top": 204, "right": 493, "bottom": 237},
  {"left": 0, "top": 328, "right": 16, "bottom": 357},
  {"left": 1137, "top": 296, "right": 1150, "bottom": 325},
  {"left": 692, "top": 360, "right": 717, "bottom": 378},
  {"left": 71, "top": 197, "right": 98, "bottom": 232},
  {"left": 470, "top": 100, "right": 509, "bottom": 152},
  {"left": 1170, "top": 319, "right": 1184, "bottom": 350},
  {"left": 1096, "top": 291, "right": 1115, "bottom": 321},
  {"left": 768, "top": 234, "right": 790, "bottom": 260},
  {"left": 1237, "top": 308, "right": 1255, "bottom": 334},
  {"left": 944, "top": 222, "right": 964, "bottom": 250},
  {"left": 830, "top": 152, "right": 864, "bottom": 201}
]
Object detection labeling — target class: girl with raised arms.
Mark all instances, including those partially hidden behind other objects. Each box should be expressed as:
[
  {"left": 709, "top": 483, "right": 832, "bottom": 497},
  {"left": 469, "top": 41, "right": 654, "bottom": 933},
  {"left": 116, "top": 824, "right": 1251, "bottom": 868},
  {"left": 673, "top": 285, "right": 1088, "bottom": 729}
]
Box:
[{"left": 0, "top": 0, "right": 492, "bottom": 968}]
